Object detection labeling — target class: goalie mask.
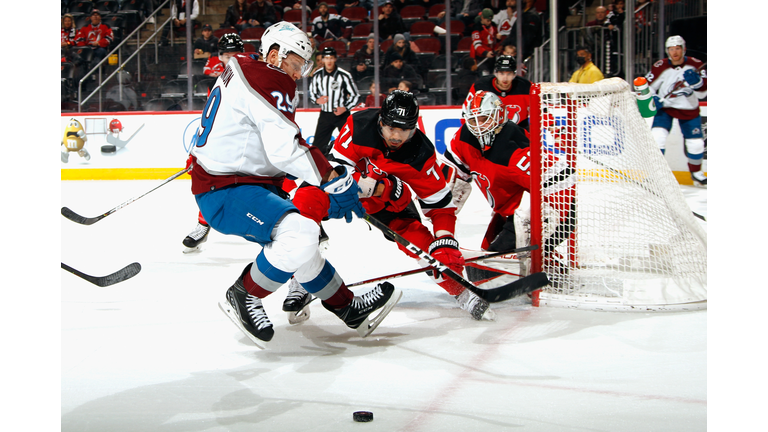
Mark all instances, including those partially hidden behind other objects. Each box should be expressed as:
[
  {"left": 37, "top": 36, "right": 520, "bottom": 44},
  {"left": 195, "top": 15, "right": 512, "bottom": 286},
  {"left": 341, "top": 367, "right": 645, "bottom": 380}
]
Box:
[
  {"left": 462, "top": 90, "right": 506, "bottom": 151},
  {"left": 260, "top": 22, "right": 314, "bottom": 77}
]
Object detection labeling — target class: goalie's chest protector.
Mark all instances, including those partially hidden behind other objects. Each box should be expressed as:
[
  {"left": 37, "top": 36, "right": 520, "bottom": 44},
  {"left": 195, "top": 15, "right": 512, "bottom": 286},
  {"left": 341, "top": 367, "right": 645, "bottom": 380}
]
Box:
[
  {"left": 457, "top": 123, "right": 532, "bottom": 216},
  {"left": 343, "top": 108, "right": 447, "bottom": 200}
]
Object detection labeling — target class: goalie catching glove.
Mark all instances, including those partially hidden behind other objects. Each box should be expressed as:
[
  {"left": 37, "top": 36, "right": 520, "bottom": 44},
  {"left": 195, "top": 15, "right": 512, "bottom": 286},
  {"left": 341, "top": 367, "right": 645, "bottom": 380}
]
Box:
[
  {"left": 321, "top": 165, "right": 365, "bottom": 223},
  {"left": 428, "top": 235, "right": 466, "bottom": 296}
]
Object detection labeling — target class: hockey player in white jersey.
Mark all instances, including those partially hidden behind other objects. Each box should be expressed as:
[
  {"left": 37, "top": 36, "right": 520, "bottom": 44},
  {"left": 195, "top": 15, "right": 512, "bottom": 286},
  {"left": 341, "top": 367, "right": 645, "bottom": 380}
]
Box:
[
  {"left": 188, "top": 22, "right": 402, "bottom": 348},
  {"left": 645, "top": 35, "right": 707, "bottom": 186}
]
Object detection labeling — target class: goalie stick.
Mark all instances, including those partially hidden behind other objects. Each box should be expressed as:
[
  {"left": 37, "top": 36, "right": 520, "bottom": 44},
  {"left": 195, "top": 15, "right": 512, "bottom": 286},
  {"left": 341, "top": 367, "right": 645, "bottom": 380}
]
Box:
[
  {"left": 61, "top": 167, "right": 191, "bottom": 225},
  {"left": 362, "top": 214, "right": 549, "bottom": 302},
  {"left": 348, "top": 245, "right": 538, "bottom": 288},
  {"left": 61, "top": 262, "right": 142, "bottom": 287}
]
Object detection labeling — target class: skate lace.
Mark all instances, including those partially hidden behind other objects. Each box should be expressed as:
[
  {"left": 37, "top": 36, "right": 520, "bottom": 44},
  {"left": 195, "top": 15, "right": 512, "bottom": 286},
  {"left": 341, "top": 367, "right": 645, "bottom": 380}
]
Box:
[
  {"left": 352, "top": 284, "right": 384, "bottom": 309},
  {"left": 284, "top": 279, "right": 306, "bottom": 301},
  {"left": 245, "top": 295, "right": 272, "bottom": 329},
  {"left": 188, "top": 223, "right": 210, "bottom": 240}
]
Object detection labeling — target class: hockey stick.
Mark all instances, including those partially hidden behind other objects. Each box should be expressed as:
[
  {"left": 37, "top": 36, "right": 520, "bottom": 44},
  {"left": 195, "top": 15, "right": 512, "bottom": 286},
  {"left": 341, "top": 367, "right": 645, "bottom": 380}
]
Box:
[
  {"left": 61, "top": 262, "right": 142, "bottom": 287},
  {"left": 348, "top": 245, "right": 538, "bottom": 288},
  {"left": 61, "top": 167, "right": 192, "bottom": 225},
  {"left": 658, "top": 62, "right": 707, "bottom": 103},
  {"left": 362, "top": 214, "right": 549, "bottom": 302}
]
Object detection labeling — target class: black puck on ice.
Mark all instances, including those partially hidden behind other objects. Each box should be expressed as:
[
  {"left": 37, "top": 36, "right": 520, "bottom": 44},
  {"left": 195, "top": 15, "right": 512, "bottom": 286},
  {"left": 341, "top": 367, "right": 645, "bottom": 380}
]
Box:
[
  {"left": 353, "top": 411, "right": 373, "bottom": 422},
  {"left": 101, "top": 144, "right": 117, "bottom": 154}
]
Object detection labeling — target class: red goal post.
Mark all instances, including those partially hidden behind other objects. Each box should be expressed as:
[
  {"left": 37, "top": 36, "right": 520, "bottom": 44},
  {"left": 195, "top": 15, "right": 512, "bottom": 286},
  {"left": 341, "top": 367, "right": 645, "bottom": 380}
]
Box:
[{"left": 527, "top": 78, "right": 707, "bottom": 311}]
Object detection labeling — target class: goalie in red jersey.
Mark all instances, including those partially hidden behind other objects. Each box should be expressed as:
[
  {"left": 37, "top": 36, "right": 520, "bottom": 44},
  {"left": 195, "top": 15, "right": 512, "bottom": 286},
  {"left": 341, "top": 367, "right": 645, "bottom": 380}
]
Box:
[
  {"left": 329, "top": 90, "right": 495, "bottom": 321},
  {"left": 443, "top": 90, "right": 574, "bottom": 276}
]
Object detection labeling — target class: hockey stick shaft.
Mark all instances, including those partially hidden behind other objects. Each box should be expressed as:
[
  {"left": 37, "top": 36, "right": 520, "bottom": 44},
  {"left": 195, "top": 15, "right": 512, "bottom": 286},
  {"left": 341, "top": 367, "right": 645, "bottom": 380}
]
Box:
[
  {"left": 362, "top": 214, "right": 549, "bottom": 302},
  {"left": 61, "top": 167, "right": 191, "bottom": 225},
  {"left": 347, "top": 245, "right": 537, "bottom": 288},
  {"left": 61, "top": 262, "right": 142, "bottom": 287}
]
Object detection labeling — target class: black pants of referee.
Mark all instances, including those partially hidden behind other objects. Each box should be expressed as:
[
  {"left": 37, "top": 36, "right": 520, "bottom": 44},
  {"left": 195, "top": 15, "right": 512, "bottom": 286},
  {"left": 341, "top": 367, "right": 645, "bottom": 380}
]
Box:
[{"left": 312, "top": 110, "right": 350, "bottom": 156}]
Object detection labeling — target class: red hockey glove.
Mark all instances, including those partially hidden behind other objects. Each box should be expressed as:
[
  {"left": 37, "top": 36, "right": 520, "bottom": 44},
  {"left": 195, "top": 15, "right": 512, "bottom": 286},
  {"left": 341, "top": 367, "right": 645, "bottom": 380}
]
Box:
[
  {"left": 378, "top": 175, "right": 412, "bottom": 212},
  {"left": 428, "top": 235, "right": 466, "bottom": 295}
]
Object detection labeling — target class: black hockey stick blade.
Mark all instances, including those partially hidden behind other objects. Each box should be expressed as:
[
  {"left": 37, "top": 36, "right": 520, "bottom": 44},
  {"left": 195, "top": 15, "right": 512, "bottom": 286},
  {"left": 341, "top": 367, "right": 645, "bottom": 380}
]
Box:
[
  {"left": 61, "top": 206, "right": 106, "bottom": 225},
  {"left": 61, "top": 262, "right": 142, "bottom": 287},
  {"left": 363, "top": 214, "right": 546, "bottom": 303},
  {"left": 61, "top": 167, "right": 191, "bottom": 226},
  {"left": 473, "top": 271, "right": 550, "bottom": 302}
]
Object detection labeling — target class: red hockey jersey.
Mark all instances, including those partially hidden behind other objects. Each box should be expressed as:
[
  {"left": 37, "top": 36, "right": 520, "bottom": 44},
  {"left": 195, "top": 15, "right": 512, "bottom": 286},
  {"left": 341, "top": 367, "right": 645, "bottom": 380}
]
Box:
[
  {"left": 444, "top": 121, "right": 531, "bottom": 218},
  {"left": 75, "top": 23, "right": 113, "bottom": 48},
  {"left": 331, "top": 108, "right": 457, "bottom": 234}
]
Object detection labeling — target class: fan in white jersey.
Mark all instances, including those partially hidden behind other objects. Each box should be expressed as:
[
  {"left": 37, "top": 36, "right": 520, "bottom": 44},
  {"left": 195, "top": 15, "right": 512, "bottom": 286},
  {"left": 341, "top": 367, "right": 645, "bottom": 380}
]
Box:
[{"left": 188, "top": 21, "right": 402, "bottom": 347}]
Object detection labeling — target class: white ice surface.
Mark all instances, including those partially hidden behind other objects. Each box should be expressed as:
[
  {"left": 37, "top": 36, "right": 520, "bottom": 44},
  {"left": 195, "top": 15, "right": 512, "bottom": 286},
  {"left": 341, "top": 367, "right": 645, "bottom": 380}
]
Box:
[{"left": 60, "top": 180, "right": 708, "bottom": 431}]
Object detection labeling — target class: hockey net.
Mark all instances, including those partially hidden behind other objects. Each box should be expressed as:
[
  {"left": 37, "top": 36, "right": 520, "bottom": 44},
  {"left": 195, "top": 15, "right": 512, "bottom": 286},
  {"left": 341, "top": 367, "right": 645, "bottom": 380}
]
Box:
[{"left": 528, "top": 78, "right": 707, "bottom": 311}]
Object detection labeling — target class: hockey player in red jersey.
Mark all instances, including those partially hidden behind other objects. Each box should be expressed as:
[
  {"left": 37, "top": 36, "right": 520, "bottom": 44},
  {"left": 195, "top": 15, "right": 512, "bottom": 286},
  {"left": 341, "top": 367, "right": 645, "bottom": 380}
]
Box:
[
  {"left": 645, "top": 35, "right": 707, "bottom": 187},
  {"left": 203, "top": 33, "right": 245, "bottom": 77},
  {"left": 444, "top": 90, "right": 572, "bottom": 276},
  {"left": 188, "top": 22, "right": 401, "bottom": 347},
  {"left": 467, "top": 55, "right": 532, "bottom": 130},
  {"left": 328, "top": 90, "right": 495, "bottom": 321}
]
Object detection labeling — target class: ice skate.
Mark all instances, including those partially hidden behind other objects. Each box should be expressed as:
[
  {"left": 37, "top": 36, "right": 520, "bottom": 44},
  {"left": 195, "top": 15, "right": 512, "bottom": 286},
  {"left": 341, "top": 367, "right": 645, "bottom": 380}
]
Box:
[
  {"left": 218, "top": 274, "right": 274, "bottom": 348},
  {"left": 183, "top": 222, "right": 210, "bottom": 253},
  {"left": 691, "top": 171, "right": 707, "bottom": 188},
  {"left": 323, "top": 282, "right": 402, "bottom": 338},
  {"left": 318, "top": 223, "right": 330, "bottom": 253},
  {"left": 282, "top": 277, "right": 315, "bottom": 325},
  {"left": 456, "top": 288, "right": 496, "bottom": 321}
]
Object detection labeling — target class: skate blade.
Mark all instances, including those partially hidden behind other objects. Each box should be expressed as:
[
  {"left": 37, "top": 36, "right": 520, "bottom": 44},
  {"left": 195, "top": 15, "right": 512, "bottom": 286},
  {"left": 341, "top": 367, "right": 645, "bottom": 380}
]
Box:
[
  {"left": 356, "top": 289, "right": 403, "bottom": 338},
  {"left": 218, "top": 300, "right": 268, "bottom": 349},
  {"left": 182, "top": 245, "right": 204, "bottom": 254},
  {"left": 480, "top": 307, "right": 496, "bottom": 321},
  {"left": 286, "top": 297, "right": 316, "bottom": 325}
]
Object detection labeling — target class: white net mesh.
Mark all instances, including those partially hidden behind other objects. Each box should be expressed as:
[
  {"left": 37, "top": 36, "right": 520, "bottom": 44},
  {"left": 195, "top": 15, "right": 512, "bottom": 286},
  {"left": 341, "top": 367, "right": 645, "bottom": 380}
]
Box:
[{"left": 530, "top": 78, "right": 706, "bottom": 311}]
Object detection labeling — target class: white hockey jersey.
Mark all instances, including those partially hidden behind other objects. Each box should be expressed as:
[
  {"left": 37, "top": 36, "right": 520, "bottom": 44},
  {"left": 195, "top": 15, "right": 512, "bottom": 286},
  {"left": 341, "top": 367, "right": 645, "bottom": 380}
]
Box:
[
  {"left": 191, "top": 53, "right": 332, "bottom": 195},
  {"left": 645, "top": 56, "right": 707, "bottom": 118}
]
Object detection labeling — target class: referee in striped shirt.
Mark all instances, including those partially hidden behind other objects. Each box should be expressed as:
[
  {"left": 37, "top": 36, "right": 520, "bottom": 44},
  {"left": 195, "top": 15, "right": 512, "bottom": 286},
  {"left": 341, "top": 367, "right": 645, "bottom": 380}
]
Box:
[{"left": 309, "top": 46, "right": 361, "bottom": 156}]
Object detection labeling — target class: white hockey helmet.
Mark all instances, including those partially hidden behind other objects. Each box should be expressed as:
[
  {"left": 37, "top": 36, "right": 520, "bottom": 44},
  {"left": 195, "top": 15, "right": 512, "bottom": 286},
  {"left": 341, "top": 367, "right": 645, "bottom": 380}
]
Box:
[
  {"left": 462, "top": 90, "right": 507, "bottom": 151},
  {"left": 260, "top": 22, "right": 314, "bottom": 77},
  {"left": 665, "top": 35, "right": 686, "bottom": 56}
]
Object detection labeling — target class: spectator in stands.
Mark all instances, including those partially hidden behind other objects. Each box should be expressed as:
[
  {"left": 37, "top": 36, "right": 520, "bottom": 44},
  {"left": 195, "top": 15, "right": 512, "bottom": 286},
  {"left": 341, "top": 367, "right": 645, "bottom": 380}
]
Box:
[
  {"left": 76, "top": 10, "right": 114, "bottom": 70},
  {"left": 364, "top": 80, "right": 386, "bottom": 108},
  {"left": 282, "top": 0, "right": 313, "bottom": 14},
  {"left": 457, "top": 0, "right": 486, "bottom": 35},
  {"left": 221, "top": 0, "right": 252, "bottom": 32},
  {"left": 397, "top": 80, "right": 414, "bottom": 93},
  {"left": 498, "top": 0, "right": 541, "bottom": 59},
  {"left": 248, "top": 0, "right": 278, "bottom": 28},
  {"left": 162, "top": 0, "right": 200, "bottom": 45},
  {"left": 337, "top": 0, "right": 361, "bottom": 14},
  {"left": 62, "top": 14, "right": 78, "bottom": 50},
  {"left": 194, "top": 24, "right": 219, "bottom": 59},
  {"left": 493, "top": 0, "right": 517, "bottom": 42},
  {"left": 382, "top": 52, "right": 420, "bottom": 91},
  {"left": 352, "top": 34, "right": 379, "bottom": 82},
  {"left": 312, "top": 2, "right": 353, "bottom": 43},
  {"left": 471, "top": 9, "right": 499, "bottom": 76},
  {"left": 568, "top": 45, "right": 604, "bottom": 84},
  {"left": 384, "top": 34, "right": 418, "bottom": 69},
  {"left": 378, "top": 0, "right": 408, "bottom": 40},
  {"left": 607, "top": 0, "right": 625, "bottom": 30},
  {"left": 587, "top": 6, "right": 609, "bottom": 27}
]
